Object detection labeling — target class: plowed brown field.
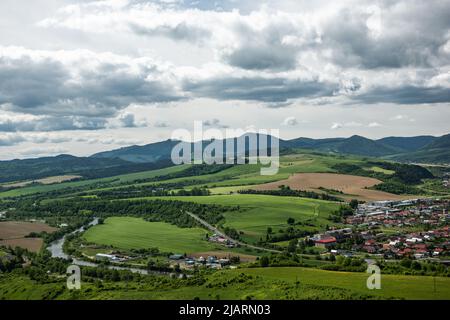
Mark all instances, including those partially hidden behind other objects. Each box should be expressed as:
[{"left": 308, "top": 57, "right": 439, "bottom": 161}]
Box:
[
  {"left": 252, "top": 173, "right": 415, "bottom": 201},
  {"left": 0, "top": 221, "right": 57, "bottom": 252}
]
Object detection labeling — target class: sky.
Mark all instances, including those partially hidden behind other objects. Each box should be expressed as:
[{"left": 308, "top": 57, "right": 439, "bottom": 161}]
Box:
[{"left": 0, "top": 0, "right": 449, "bottom": 160}]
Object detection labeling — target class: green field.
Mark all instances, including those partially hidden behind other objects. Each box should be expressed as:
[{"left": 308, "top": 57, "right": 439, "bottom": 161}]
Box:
[
  {"left": 0, "top": 152, "right": 388, "bottom": 199},
  {"left": 0, "top": 165, "right": 189, "bottom": 198},
  {"left": 2, "top": 266, "right": 449, "bottom": 300},
  {"left": 240, "top": 267, "right": 450, "bottom": 300},
  {"left": 137, "top": 194, "right": 341, "bottom": 243},
  {"left": 83, "top": 217, "right": 216, "bottom": 254},
  {"left": 367, "top": 166, "right": 395, "bottom": 175}
]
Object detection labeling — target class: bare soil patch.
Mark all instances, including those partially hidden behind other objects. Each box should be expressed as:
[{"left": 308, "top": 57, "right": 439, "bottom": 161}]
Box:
[
  {"left": 253, "top": 173, "right": 415, "bottom": 201},
  {"left": 0, "top": 238, "right": 44, "bottom": 252},
  {"left": 0, "top": 221, "right": 57, "bottom": 239},
  {"left": 0, "top": 221, "right": 57, "bottom": 252},
  {"left": 3, "top": 175, "right": 81, "bottom": 188}
]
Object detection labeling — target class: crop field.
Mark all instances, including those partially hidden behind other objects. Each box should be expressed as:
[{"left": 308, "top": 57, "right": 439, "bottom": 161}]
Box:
[
  {"left": 0, "top": 221, "right": 57, "bottom": 252},
  {"left": 252, "top": 172, "right": 415, "bottom": 201},
  {"left": 0, "top": 165, "right": 189, "bottom": 198},
  {"left": 0, "top": 152, "right": 395, "bottom": 200},
  {"left": 1, "top": 175, "right": 82, "bottom": 188},
  {"left": 145, "top": 194, "right": 341, "bottom": 243},
  {"left": 83, "top": 217, "right": 216, "bottom": 254},
  {"left": 72, "top": 153, "right": 356, "bottom": 195}
]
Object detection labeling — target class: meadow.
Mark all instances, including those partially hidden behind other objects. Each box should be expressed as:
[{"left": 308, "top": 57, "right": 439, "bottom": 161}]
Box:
[
  {"left": 240, "top": 267, "right": 450, "bottom": 300},
  {"left": 1, "top": 266, "right": 449, "bottom": 300},
  {"left": 142, "top": 194, "right": 341, "bottom": 243},
  {"left": 83, "top": 217, "right": 216, "bottom": 254},
  {"left": 0, "top": 165, "right": 188, "bottom": 198}
]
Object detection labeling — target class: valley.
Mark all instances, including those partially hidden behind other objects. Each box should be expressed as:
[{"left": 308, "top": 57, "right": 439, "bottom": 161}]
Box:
[{"left": 0, "top": 144, "right": 449, "bottom": 301}]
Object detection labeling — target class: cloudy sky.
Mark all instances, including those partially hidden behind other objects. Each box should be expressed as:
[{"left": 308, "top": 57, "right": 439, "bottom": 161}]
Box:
[{"left": 0, "top": 0, "right": 449, "bottom": 160}]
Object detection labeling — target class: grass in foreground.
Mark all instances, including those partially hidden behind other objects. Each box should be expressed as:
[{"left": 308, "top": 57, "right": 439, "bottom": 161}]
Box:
[
  {"left": 240, "top": 267, "right": 450, "bottom": 300},
  {"left": 1, "top": 266, "right": 449, "bottom": 300}
]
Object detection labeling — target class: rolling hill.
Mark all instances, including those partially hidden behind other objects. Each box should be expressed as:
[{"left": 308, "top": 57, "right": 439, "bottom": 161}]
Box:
[
  {"left": 377, "top": 135, "right": 437, "bottom": 152},
  {"left": 0, "top": 154, "right": 173, "bottom": 184},
  {"left": 387, "top": 134, "right": 450, "bottom": 163},
  {"left": 1, "top": 133, "right": 449, "bottom": 183}
]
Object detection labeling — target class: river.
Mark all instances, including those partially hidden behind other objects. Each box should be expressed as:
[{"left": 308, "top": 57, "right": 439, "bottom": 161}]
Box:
[{"left": 46, "top": 218, "right": 152, "bottom": 275}]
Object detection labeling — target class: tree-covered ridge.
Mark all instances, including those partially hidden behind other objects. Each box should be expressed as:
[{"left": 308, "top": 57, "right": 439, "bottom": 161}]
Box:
[
  {"left": 332, "top": 161, "right": 433, "bottom": 184},
  {"left": 11, "top": 198, "right": 239, "bottom": 228},
  {"left": 238, "top": 185, "right": 343, "bottom": 202}
]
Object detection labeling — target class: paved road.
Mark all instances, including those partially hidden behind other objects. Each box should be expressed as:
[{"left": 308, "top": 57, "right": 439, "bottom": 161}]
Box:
[{"left": 185, "top": 211, "right": 281, "bottom": 253}]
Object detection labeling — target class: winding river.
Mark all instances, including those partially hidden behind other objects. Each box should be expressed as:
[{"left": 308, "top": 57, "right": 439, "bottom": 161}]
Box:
[{"left": 47, "top": 218, "right": 151, "bottom": 275}]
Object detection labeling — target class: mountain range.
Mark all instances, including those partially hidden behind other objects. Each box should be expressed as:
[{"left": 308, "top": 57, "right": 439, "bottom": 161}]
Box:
[
  {"left": 1, "top": 133, "right": 449, "bottom": 183},
  {"left": 92, "top": 133, "right": 450, "bottom": 163}
]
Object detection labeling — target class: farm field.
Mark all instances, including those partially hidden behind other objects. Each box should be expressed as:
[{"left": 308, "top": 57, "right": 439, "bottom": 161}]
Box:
[
  {"left": 0, "top": 221, "right": 57, "bottom": 252},
  {"left": 143, "top": 194, "right": 341, "bottom": 243},
  {"left": 83, "top": 217, "right": 217, "bottom": 254},
  {"left": 0, "top": 165, "right": 189, "bottom": 198},
  {"left": 0, "top": 152, "right": 403, "bottom": 200},
  {"left": 1, "top": 175, "right": 82, "bottom": 188},
  {"left": 252, "top": 172, "right": 415, "bottom": 201}
]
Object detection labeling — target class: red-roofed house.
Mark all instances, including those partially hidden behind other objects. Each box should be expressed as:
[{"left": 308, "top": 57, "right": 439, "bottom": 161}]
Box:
[{"left": 314, "top": 236, "right": 337, "bottom": 248}]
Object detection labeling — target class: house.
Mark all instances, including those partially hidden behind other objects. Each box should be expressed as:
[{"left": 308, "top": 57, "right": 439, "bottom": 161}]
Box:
[
  {"left": 169, "top": 254, "right": 184, "bottom": 260},
  {"left": 95, "top": 253, "right": 119, "bottom": 261},
  {"left": 219, "top": 258, "right": 230, "bottom": 266},
  {"left": 314, "top": 236, "right": 337, "bottom": 248}
]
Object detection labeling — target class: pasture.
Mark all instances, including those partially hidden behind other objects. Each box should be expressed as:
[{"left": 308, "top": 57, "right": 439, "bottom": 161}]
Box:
[
  {"left": 83, "top": 217, "right": 216, "bottom": 254},
  {"left": 144, "top": 194, "right": 341, "bottom": 243},
  {"left": 240, "top": 267, "right": 450, "bottom": 300},
  {"left": 0, "top": 165, "right": 189, "bottom": 198},
  {"left": 2, "top": 266, "right": 449, "bottom": 300}
]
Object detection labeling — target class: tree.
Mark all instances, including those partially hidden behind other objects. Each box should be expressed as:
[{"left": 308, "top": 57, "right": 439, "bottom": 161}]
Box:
[
  {"left": 287, "top": 217, "right": 295, "bottom": 225},
  {"left": 411, "top": 261, "right": 422, "bottom": 271},
  {"left": 349, "top": 199, "right": 359, "bottom": 210},
  {"left": 287, "top": 239, "right": 298, "bottom": 253},
  {"left": 267, "top": 227, "right": 272, "bottom": 234},
  {"left": 260, "top": 256, "right": 270, "bottom": 267}
]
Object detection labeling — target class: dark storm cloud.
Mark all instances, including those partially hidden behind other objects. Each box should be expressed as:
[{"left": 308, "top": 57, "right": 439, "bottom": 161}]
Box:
[
  {"left": 220, "top": 19, "right": 309, "bottom": 71},
  {"left": 183, "top": 76, "right": 337, "bottom": 103},
  {"left": 0, "top": 116, "right": 108, "bottom": 132},
  {"left": 355, "top": 85, "right": 450, "bottom": 105},
  {"left": 0, "top": 134, "right": 25, "bottom": 146},
  {"left": 0, "top": 48, "right": 184, "bottom": 118},
  {"left": 224, "top": 43, "right": 298, "bottom": 71},
  {"left": 321, "top": 2, "right": 450, "bottom": 69}
]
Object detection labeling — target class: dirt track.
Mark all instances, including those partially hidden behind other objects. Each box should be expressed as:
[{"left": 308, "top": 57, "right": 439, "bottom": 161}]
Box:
[{"left": 252, "top": 173, "right": 415, "bottom": 201}]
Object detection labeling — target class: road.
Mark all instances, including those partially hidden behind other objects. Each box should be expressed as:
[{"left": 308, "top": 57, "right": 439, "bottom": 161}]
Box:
[{"left": 185, "top": 211, "right": 281, "bottom": 253}]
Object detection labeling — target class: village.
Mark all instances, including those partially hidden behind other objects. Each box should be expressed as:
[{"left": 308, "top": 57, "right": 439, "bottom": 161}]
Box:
[
  {"left": 94, "top": 251, "right": 236, "bottom": 270},
  {"left": 310, "top": 198, "right": 450, "bottom": 261},
  {"left": 91, "top": 235, "right": 240, "bottom": 270}
]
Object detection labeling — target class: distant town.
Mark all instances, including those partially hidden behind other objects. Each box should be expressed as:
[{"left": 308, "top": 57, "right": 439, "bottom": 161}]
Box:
[{"left": 313, "top": 198, "right": 449, "bottom": 261}]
